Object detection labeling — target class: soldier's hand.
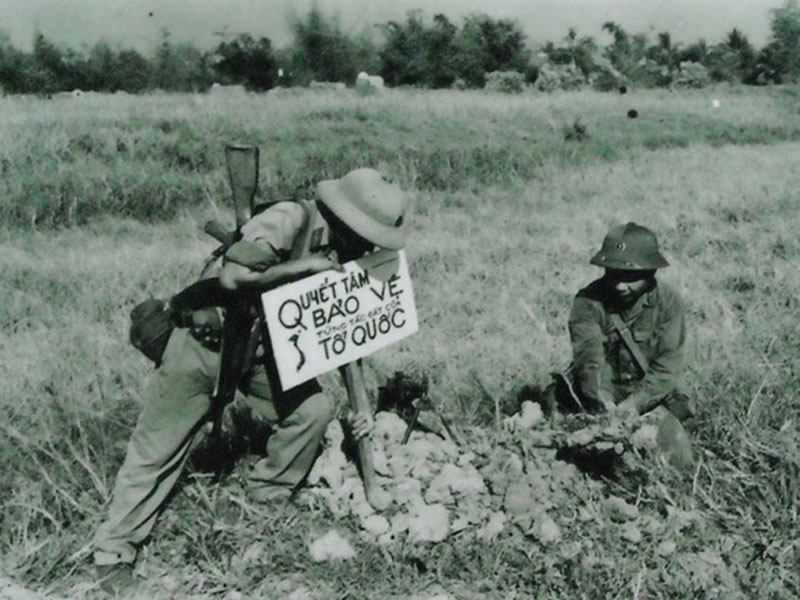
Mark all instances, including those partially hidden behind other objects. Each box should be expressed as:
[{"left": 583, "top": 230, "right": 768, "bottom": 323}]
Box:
[
  {"left": 598, "top": 390, "right": 617, "bottom": 412},
  {"left": 613, "top": 397, "right": 640, "bottom": 422},
  {"left": 301, "top": 254, "right": 344, "bottom": 275},
  {"left": 347, "top": 410, "right": 374, "bottom": 441}
]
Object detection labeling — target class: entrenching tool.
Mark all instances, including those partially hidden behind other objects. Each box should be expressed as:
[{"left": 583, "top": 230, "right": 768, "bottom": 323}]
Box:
[{"left": 340, "top": 361, "right": 391, "bottom": 510}]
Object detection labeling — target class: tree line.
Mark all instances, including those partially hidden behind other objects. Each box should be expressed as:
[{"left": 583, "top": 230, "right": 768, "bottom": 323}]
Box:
[{"left": 1, "top": 1, "right": 799, "bottom": 95}]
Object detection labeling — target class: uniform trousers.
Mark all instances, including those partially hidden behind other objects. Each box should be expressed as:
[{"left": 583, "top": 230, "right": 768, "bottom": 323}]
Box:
[{"left": 94, "top": 327, "right": 335, "bottom": 565}]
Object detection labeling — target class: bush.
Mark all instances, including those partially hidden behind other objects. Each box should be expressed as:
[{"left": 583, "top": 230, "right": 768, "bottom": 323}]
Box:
[
  {"left": 635, "top": 58, "right": 673, "bottom": 88},
  {"left": 590, "top": 58, "right": 626, "bottom": 91},
  {"left": 674, "top": 61, "right": 711, "bottom": 88},
  {"left": 484, "top": 70, "right": 525, "bottom": 93},
  {"left": 563, "top": 117, "right": 589, "bottom": 141},
  {"left": 534, "top": 62, "right": 586, "bottom": 91},
  {"left": 355, "top": 82, "right": 379, "bottom": 96}
]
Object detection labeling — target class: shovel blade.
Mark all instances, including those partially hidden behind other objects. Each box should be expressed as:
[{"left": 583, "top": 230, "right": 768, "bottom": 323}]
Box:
[{"left": 656, "top": 411, "right": 694, "bottom": 470}]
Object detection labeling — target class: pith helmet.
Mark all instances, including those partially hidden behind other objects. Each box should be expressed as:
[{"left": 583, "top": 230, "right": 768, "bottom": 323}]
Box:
[
  {"left": 317, "top": 168, "right": 409, "bottom": 250},
  {"left": 590, "top": 222, "right": 669, "bottom": 270}
]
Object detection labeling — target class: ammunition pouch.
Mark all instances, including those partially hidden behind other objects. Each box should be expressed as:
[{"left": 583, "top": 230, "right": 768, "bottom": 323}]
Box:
[
  {"left": 129, "top": 298, "right": 175, "bottom": 367},
  {"left": 187, "top": 307, "right": 224, "bottom": 352}
]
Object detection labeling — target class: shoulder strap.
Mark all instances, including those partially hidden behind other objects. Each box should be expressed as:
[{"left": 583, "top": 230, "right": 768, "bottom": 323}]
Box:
[
  {"left": 609, "top": 313, "right": 650, "bottom": 375},
  {"left": 289, "top": 199, "right": 324, "bottom": 260}
]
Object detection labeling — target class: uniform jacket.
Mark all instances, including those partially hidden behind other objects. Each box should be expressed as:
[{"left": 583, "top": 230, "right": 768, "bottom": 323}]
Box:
[
  {"left": 206, "top": 200, "right": 310, "bottom": 277},
  {"left": 568, "top": 277, "right": 686, "bottom": 414},
  {"left": 191, "top": 201, "right": 314, "bottom": 364}
]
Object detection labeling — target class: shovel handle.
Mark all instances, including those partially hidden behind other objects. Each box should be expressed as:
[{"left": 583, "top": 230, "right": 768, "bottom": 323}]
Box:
[{"left": 340, "top": 361, "right": 390, "bottom": 510}]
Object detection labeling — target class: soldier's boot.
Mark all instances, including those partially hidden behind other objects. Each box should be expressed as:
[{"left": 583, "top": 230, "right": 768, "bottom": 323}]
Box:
[{"left": 96, "top": 562, "right": 134, "bottom": 596}]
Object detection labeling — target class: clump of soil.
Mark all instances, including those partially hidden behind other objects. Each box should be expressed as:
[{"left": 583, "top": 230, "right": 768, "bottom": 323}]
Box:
[{"left": 306, "top": 403, "right": 653, "bottom": 546}]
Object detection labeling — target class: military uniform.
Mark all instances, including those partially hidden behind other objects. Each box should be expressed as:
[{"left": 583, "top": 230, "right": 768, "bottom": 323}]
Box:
[
  {"left": 94, "top": 168, "right": 410, "bottom": 576},
  {"left": 558, "top": 222, "right": 694, "bottom": 423},
  {"left": 568, "top": 277, "right": 693, "bottom": 419},
  {"left": 94, "top": 201, "right": 334, "bottom": 567}
]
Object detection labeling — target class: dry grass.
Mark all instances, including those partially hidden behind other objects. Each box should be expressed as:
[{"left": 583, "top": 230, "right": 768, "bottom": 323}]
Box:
[{"left": 1, "top": 87, "right": 799, "bottom": 598}]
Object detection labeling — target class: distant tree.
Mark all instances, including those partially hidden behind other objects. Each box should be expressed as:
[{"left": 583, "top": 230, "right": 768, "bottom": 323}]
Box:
[
  {"left": 0, "top": 34, "right": 32, "bottom": 93},
  {"left": 153, "top": 31, "right": 177, "bottom": 89},
  {"left": 31, "top": 34, "right": 67, "bottom": 92},
  {"left": 700, "top": 31, "right": 755, "bottom": 83},
  {"left": 426, "top": 14, "right": 459, "bottom": 86},
  {"left": 542, "top": 27, "right": 598, "bottom": 78},
  {"left": 113, "top": 49, "right": 151, "bottom": 92},
  {"left": 379, "top": 12, "right": 427, "bottom": 86},
  {"left": 602, "top": 21, "right": 649, "bottom": 80},
  {"left": 452, "top": 14, "right": 530, "bottom": 87},
  {"left": 601, "top": 21, "right": 630, "bottom": 64},
  {"left": 677, "top": 39, "right": 707, "bottom": 65},
  {"left": 86, "top": 41, "right": 116, "bottom": 91},
  {"left": 757, "top": 0, "right": 800, "bottom": 82},
  {"left": 214, "top": 33, "right": 278, "bottom": 90},
  {"left": 153, "top": 31, "right": 211, "bottom": 91},
  {"left": 703, "top": 45, "right": 741, "bottom": 82},
  {"left": 288, "top": 3, "right": 366, "bottom": 84},
  {"left": 379, "top": 11, "right": 458, "bottom": 87},
  {"left": 726, "top": 28, "right": 752, "bottom": 54},
  {"left": 640, "top": 31, "right": 680, "bottom": 86}
]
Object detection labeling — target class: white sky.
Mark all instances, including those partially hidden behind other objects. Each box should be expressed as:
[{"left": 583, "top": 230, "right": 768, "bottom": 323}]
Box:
[{"left": 0, "top": 0, "right": 783, "bottom": 53}]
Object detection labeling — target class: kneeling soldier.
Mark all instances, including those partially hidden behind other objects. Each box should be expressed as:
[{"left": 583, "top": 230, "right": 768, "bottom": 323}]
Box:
[
  {"left": 93, "top": 168, "right": 408, "bottom": 593},
  {"left": 557, "top": 223, "right": 694, "bottom": 442}
]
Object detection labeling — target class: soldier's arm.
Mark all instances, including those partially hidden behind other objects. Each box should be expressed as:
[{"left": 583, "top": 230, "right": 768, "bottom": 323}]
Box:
[
  {"left": 219, "top": 254, "right": 338, "bottom": 291},
  {"left": 627, "top": 293, "right": 686, "bottom": 414},
  {"left": 568, "top": 296, "right": 615, "bottom": 408},
  {"left": 218, "top": 202, "right": 339, "bottom": 291}
]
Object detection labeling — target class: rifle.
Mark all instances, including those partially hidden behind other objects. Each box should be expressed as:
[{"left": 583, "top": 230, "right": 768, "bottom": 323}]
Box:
[{"left": 205, "top": 145, "right": 260, "bottom": 458}]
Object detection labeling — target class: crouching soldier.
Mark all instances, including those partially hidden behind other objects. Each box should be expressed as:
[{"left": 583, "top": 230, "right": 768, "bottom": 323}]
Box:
[
  {"left": 93, "top": 168, "right": 409, "bottom": 593},
  {"left": 550, "top": 223, "right": 694, "bottom": 462}
]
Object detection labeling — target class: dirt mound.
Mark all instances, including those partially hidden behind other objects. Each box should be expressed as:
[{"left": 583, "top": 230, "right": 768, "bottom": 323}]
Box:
[{"left": 306, "top": 404, "right": 652, "bottom": 546}]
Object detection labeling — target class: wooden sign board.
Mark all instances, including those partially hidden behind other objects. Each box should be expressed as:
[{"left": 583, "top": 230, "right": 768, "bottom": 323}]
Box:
[{"left": 262, "top": 249, "right": 418, "bottom": 390}]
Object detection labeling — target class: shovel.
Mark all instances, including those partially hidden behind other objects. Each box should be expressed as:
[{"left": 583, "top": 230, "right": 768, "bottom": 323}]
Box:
[{"left": 655, "top": 410, "right": 694, "bottom": 470}]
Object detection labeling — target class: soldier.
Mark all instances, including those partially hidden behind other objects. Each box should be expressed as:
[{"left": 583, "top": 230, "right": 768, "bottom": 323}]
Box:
[
  {"left": 553, "top": 222, "right": 694, "bottom": 446},
  {"left": 94, "top": 168, "right": 409, "bottom": 593}
]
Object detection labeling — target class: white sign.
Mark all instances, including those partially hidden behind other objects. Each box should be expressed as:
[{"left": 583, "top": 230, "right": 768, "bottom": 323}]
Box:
[{"left": 262, "top": 249, "right": 418, "bottom": 390}]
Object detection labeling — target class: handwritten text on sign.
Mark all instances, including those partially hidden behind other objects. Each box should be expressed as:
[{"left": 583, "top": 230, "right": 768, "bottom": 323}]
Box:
[{"left": 262, "top": 249, "right": 418, "bottom": 390}]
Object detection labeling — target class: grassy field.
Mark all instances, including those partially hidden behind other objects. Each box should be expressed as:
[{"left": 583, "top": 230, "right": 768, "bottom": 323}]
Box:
[{"left": 1, "top": 86, "right": 799, "bottom": 599}]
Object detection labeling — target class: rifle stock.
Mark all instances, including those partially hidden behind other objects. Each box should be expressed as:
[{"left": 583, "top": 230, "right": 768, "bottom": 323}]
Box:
[
  {"left": 225, "top": 145, "right": 259, "bottom": 230},
  {"left": 204, "top": 219, "right": 239, "bottom": 248}
]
